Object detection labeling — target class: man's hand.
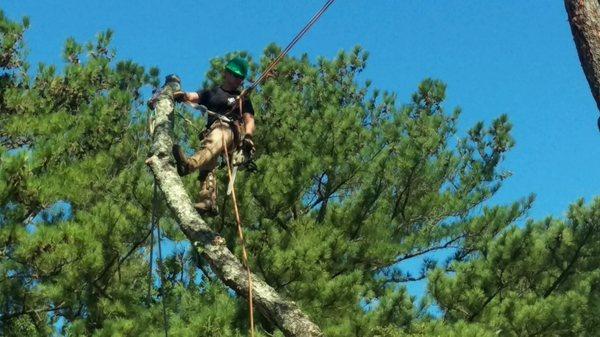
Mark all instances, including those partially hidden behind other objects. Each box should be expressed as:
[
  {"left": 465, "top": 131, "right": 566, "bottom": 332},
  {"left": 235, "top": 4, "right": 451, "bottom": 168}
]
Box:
[{"left": 173, "top": 91, "right": 187, "bottom": 102}]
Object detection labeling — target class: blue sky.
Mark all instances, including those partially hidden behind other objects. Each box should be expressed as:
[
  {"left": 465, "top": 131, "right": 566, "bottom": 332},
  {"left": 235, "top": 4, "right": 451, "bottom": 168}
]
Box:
[{"left": 4, "top": 1, "right": 599, "bottom": 301}]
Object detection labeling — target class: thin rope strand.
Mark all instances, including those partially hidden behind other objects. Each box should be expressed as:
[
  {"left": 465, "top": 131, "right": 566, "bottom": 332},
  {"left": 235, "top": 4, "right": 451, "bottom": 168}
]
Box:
[
  {"left": 151, "top": 181, "right": 169, "bottom": 337},
  {"left": 156, "top": 215, "right": 169, "bottom": 337},
  {"left": 147, "top": 183, "right": 156, "bottom": 305},
  {"left": 231, "top": 0, "right": 335, "bottom": 113},
  {"left": 220, "top": 120, "right": 255, "bottom": 337},
  {"left": 244, "top": 0, "right": 336, "bottom": 95}
]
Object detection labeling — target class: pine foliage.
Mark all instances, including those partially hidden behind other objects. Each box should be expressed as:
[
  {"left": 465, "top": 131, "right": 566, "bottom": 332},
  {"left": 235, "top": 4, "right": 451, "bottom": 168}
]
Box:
[{"left": 1, "top": 12, "right": 599, "bottom": 336}]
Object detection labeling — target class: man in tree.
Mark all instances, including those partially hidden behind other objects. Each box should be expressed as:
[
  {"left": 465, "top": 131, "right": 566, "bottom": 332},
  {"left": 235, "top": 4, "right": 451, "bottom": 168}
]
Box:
[{"left": 172, "top": 57, "right": 256, "bottom": 216}]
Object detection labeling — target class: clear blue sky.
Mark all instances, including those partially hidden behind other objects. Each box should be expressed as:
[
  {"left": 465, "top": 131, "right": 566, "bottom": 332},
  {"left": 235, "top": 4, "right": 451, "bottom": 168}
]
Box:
[{"left": 4, "top": 1, "right": 599, "bottom": 300}]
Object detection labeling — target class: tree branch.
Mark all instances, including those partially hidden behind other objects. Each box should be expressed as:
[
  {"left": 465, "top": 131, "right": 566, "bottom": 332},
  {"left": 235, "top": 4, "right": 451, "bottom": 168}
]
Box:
[
  {"left": 543, "top": 223, "right": 593, "bottom": 298},
  {"left": 0, "top": 302, "right": 65, "bottom": 322},
  {"left": 565, "top": 0, "right": 600, "bottom": 111}
]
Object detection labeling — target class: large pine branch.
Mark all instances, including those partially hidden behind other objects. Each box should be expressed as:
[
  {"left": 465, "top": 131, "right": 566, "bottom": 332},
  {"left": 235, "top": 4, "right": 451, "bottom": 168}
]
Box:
[
  {"left": 145, "top": 78, "right": 323, "bottom": 337},
  {"left": 565, "top": 0, "right": 600, "bottom": 111}
]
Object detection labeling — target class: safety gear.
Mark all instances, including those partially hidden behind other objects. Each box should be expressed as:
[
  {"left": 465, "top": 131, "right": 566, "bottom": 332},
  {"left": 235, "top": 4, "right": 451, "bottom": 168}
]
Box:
[
  {"left": 231, "top": 148, "right": 247, "bottom": 167},
  {"left": 225, "top": 57, "right": 249, "bottom": 79}
]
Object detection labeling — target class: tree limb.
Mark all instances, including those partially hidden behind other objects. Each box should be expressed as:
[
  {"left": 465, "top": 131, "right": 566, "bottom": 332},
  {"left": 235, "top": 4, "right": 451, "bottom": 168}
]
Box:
[
  {"left": 543, "top": 223, "right": 593, "bottom": 298},
  {"left": 145, "top": 79, "right": 323, "bottom": 337},
  {"left": 0, "top": 302, "right": 65, "bottom": 322},
  {"left": 564, "top": 0, "right": 600, "bottom": 111}
]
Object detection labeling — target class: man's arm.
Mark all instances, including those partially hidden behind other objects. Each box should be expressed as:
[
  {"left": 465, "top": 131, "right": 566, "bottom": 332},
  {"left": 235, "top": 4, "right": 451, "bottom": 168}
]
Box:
[
  {"left": 243, "top": 112, "right": 255, "bottom": 136},
  {"left": 174, "top": 91, "right": 200, "bottom": 104}
]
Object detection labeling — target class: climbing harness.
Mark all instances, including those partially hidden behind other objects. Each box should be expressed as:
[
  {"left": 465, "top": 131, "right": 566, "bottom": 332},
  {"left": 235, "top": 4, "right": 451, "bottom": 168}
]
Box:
[{"left": 183, "top": 101, "right": 256, "bottom": 193}]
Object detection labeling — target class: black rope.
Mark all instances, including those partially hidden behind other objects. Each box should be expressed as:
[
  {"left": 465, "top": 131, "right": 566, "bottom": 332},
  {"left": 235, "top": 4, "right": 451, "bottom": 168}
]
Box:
[
  {"left": 149, "top": 180, "right": 169, "bottom": 337},
  {"left": 246, "top": 0, "right": 336, "bottom": 94},
  {"left": 232, "top": 0, "right": 336, "bottom": 114},
  {"left": 147, "top": 194, "right": 154, "bottom": 305},
  {"left": 156, "top": 214, "right": 169, "bottom": 337}
]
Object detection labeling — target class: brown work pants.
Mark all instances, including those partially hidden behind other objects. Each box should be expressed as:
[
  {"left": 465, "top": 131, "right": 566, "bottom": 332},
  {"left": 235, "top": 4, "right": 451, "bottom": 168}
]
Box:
[{"left": 188, "top": 122, "right": 235, "bottom": 210}]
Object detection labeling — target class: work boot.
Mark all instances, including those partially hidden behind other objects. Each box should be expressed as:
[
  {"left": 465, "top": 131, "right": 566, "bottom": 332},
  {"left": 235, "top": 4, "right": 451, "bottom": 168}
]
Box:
[
  {"left": 172, "top": 144, "right": 191, "bottom": 176},
  {"left": 195, "top": 170, "right": 218, "bottom": 216}
]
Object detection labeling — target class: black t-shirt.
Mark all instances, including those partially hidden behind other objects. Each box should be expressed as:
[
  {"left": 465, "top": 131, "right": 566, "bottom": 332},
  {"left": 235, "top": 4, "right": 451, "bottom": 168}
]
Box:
[{"left": 197, "top": 86, "right": 254, "bottom": 128}]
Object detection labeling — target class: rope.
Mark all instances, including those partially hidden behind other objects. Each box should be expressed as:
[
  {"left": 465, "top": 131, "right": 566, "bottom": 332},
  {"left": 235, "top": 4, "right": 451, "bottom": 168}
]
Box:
[
  {"left": 156, "top": 214, "right": 169, "bottom": 337},
  {"left": 149, "top": 180, "right": 169, "bottom": 337},
  {"left": 239, "top": 0, "right": 336, "bottom": 99},
  {"left": 220, "top": 117, "right": 255, "bottom": 337},
  {"left": 147, "top": 184, "right": 155, "bottom": 305},
  {"left": 177, "top": 111, "right": 203, "bottom": 133}
]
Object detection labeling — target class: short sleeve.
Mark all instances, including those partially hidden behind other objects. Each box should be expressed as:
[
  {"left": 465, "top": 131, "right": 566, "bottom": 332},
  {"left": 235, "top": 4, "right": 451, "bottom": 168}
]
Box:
[{"left": 198, "top": 89, "right": 211, "bottom": 107}]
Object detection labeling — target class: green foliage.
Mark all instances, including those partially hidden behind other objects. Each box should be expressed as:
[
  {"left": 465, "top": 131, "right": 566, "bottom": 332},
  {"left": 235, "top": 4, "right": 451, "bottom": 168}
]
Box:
[
  {"left": 0, "top": 10, "right": 28, "bottom": 70},
  {"left": 204, "top": 44, "right": 521, "bottom": 336},
  {"left": 430, "top": 198, "right": 600, "bottom": 336},
  {"left": 1, "top": 11, "right": 599, "bottom": 337}
]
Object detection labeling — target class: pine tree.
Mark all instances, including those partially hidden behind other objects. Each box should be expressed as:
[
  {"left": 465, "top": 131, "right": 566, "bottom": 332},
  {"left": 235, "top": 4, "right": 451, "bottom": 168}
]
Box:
[
  {"left": 428, "top": 198, "right": 600, "bottom": 337},
  {"left": 1, "top": 10, "right": 599, "bottom": 337},
  {"left": 208, "top": 45, "right": 522, "bottom": 336},
  {"left": 0, "top": 11, "right": 233, "bottom": 337}
]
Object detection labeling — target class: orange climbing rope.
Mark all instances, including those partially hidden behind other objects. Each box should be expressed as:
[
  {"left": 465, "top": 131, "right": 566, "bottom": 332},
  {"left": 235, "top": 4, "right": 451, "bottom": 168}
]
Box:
[
  {"left": 220, "top": 1, "right": 336, "bottom": 336},
  {"left": 220, "top": 120, "right": 255, "bottom": 336}
]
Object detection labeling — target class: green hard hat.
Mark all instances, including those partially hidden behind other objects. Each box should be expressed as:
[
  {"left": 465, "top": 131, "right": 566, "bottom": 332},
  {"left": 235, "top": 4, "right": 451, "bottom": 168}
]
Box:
[{"left": 225, "top": 57, "right": 249, "bottom": 79}]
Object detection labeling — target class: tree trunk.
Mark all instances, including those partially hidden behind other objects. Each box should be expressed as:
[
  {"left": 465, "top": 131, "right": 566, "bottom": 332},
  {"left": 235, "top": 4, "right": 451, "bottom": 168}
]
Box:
[
  {"left": 564, "top": 0, "right": 600, "bottom": 111},
  {"left": 145, "top": 78, "right": 323, "bottom": 337}
]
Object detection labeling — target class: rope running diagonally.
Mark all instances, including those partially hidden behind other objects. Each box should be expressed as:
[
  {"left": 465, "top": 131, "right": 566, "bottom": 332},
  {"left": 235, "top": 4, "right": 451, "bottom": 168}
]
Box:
[
  {"left": 224, "top": 0, "right": 336, "bottom": 119},
  {"left": 238, "top": 0, "right": 336, "bottom": 100}
]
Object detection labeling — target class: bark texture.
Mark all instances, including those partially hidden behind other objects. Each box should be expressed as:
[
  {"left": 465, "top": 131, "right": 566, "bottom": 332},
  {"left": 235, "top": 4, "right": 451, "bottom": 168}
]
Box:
[
  {"left": 565, "top": 0, "right": 600, "bottom": 111},
  {"left": 145, "top": 80, "right": 323, "bottom": 337}
]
